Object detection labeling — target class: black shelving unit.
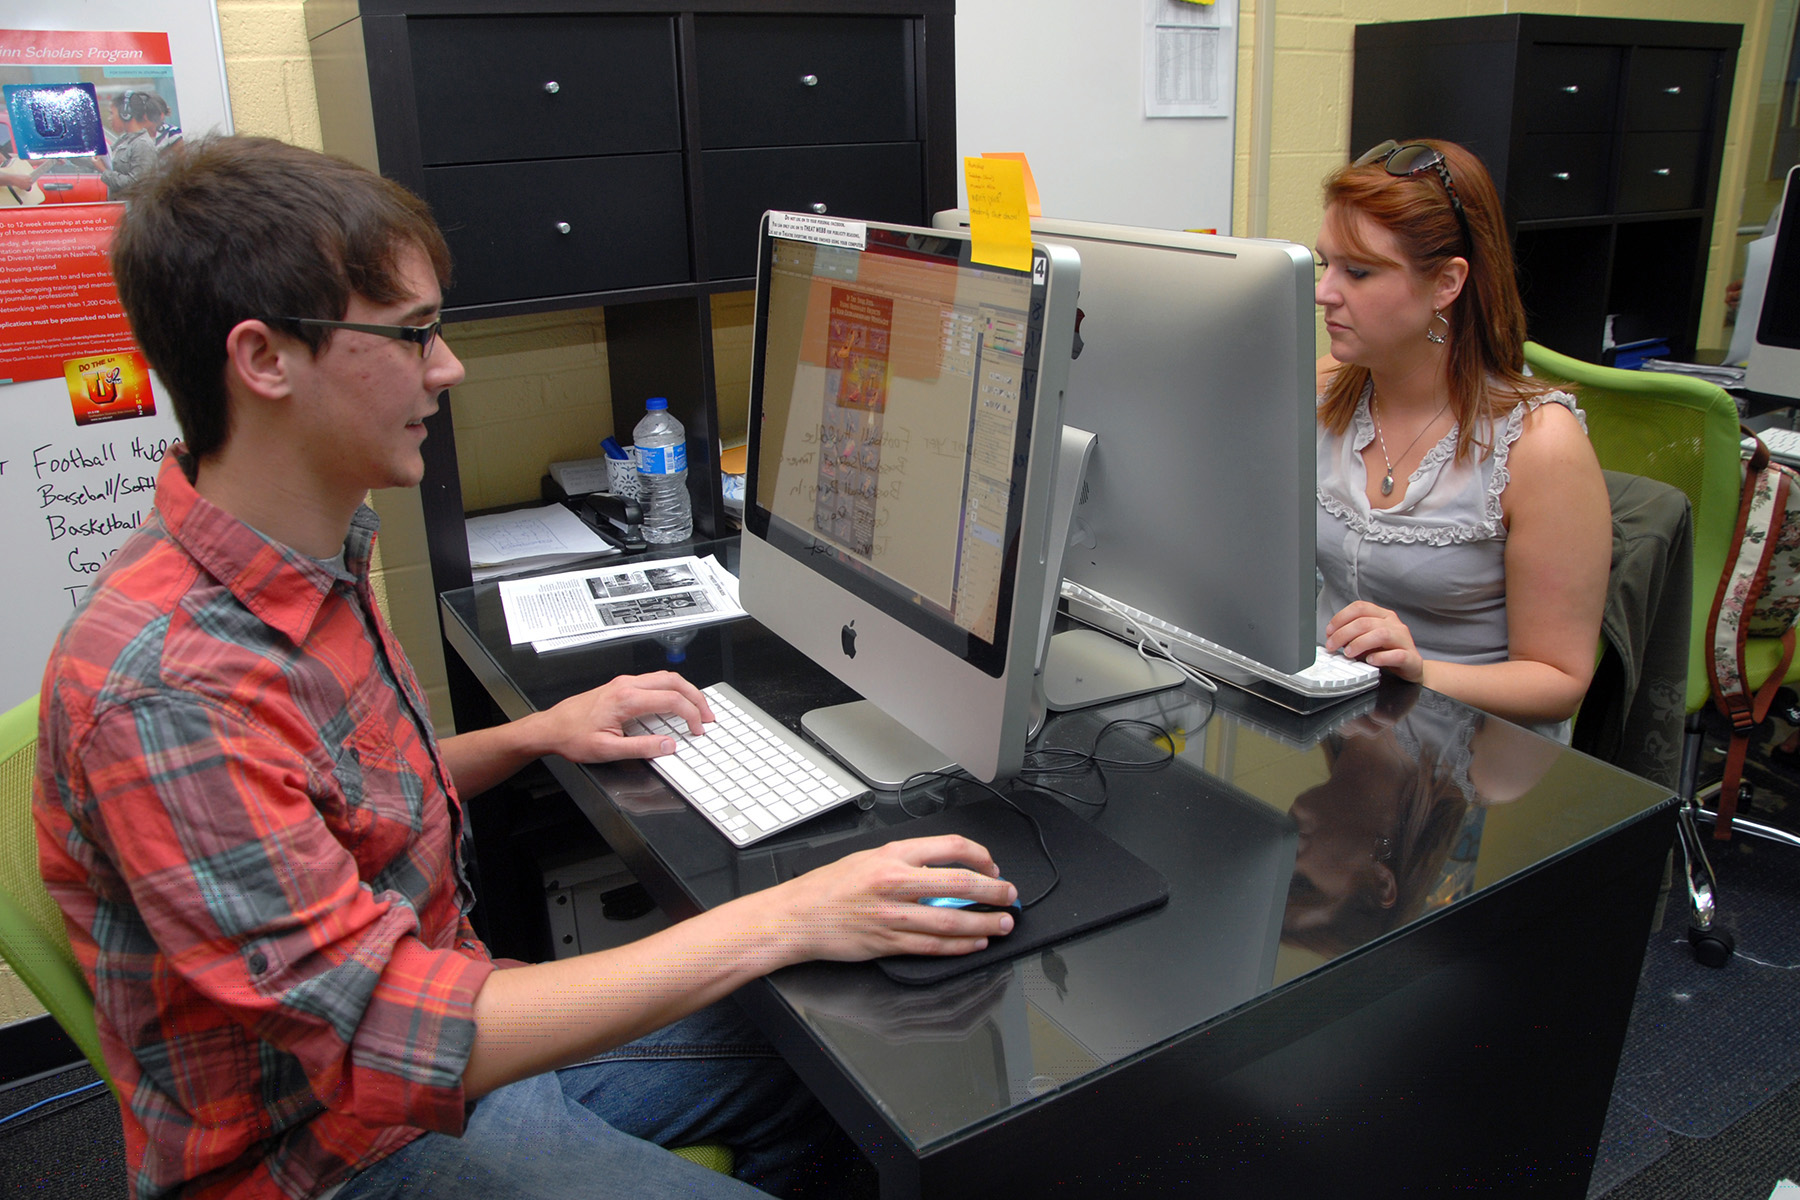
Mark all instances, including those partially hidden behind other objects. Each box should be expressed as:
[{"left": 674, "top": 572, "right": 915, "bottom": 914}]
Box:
[
  {"left": 1351, "top": 14, "right": 1741, "bottom": 364},
  {"left": 305, "top": 0, "right": 958, "bottom": 730}
]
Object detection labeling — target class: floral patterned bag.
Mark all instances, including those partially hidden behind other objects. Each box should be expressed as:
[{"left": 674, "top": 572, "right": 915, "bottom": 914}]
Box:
[{"left": 1705, "top": 429, "right": 1800, "bottom": 838}]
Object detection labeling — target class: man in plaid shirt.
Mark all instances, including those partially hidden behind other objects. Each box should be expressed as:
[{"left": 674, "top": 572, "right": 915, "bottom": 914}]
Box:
[{"left": 35, "top": 137, "right": 1017, "bottom": 1200}]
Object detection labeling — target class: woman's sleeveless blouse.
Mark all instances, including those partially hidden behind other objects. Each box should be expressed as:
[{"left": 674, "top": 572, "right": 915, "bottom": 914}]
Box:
[{"left": 1315, "top": 384, "right": 1584, "bottom": 666}]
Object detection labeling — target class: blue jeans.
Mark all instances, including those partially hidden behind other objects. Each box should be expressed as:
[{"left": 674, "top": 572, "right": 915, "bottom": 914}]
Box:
[{"left": 336, "top": 1001, "right": 874, "bottom": 1199}]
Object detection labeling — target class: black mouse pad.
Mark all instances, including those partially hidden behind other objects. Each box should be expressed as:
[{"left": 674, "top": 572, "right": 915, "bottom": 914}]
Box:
[{"left": 779, "top": 790, "right": 1169, "bottom": 985}]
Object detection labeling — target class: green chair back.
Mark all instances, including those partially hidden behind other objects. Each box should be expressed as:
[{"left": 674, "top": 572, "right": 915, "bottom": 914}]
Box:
[
  {"left": 0, "top": 695, "right": 113, "bottom": 1089},
  {"left": 1522, "top": 342, "right": 1746, "bottom": 714}
]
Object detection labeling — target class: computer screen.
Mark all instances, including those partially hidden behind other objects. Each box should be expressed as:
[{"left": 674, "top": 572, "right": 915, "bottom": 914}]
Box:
[
  {"left": 934, "top": 212, "right": 1318, "bottom": 686},
  {"left": 1750, "top": 165, "right": 1800, "bottom": 399},
  {"left": 739, "top": 214, "right": 1080, "bottom": 786}
]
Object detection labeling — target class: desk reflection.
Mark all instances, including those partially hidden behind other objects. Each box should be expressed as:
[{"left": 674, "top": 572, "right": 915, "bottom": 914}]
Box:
[{"left": 1284, "top": 688, "right": 1564, "bottom": 958}]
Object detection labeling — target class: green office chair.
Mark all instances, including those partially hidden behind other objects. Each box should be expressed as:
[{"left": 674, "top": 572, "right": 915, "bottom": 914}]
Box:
[
  {"left": 0, "top": 695, "right": 113, "bottom": 1089},
  {"left": 1523, "top": 343, "right": 1746, "bottom": 722},
  {"left": 1525, "top": 343, "right": 1800, "bottom": 964}
]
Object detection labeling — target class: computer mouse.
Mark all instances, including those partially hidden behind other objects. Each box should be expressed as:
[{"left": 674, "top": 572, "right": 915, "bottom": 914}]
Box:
[
  {"left": 918, "top": 894, "right": 1021, "bottom": 913},
  {"left": 919, "top": 864, "right": 1021, "bottom": 912}
]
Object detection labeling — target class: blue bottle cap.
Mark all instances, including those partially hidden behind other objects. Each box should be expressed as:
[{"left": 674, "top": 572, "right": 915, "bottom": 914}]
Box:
[{"left": 646, "top": 397, "right": 668, "bottom": 410}]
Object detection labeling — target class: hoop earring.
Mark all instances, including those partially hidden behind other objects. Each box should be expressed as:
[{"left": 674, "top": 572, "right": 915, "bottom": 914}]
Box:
[{"left": 1426, "top": 310, "right": 1450, "bottom": 345}]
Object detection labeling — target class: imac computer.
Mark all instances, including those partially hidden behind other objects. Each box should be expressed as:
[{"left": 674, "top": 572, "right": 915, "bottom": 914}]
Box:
[
  {"left": 935, "top": 212, "right": 1320, "bottom": 707},
  {"left": 738, "top": 213, "right": 1081, "bottom": 788},
  {"left": 1749, "top": 164, "right": 1800, "bottom": 401}
]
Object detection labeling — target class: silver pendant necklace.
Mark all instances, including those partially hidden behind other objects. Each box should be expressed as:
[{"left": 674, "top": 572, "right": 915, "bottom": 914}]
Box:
[{"left": 1371, "top": 393, "right": 1452, "bottom": 497}]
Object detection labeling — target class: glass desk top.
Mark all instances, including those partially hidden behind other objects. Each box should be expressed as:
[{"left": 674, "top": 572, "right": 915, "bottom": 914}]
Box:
[{"left": 440, "top": 553, "right": 1674, "bottom": 1155}]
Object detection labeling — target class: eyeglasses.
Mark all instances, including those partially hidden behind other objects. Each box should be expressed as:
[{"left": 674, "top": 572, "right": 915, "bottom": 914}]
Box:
[
  {"left": 263, "top": 316, "right": 443, "bottom": 359},
  {"left": 1353, "top": 140, "right": 1472, "bottom": 248}
]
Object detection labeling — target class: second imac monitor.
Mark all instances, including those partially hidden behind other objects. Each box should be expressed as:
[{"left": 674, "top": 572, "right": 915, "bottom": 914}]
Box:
[
  {"left": 1750, "top": 164, "right": 1800, "bottom": 400},
  {"left": 739, "top": 214, "right": 1080, "bottom": 786},
  {"left": 936, "top": 212, "right": 1319, "bottom": 680}
]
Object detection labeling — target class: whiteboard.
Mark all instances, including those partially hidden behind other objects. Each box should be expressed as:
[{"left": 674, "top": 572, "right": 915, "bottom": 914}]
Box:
[
  {"left": 0, "top": 0, "right": 231, "bottom": 705},
  {"left": 955, "top": 0, "right": 1236, "bottom": 234}
]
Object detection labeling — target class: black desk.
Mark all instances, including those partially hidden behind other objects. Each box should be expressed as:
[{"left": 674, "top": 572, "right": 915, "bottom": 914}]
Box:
[{"left": 441, "top": 550, "right": 1675, "bottom": 1198}]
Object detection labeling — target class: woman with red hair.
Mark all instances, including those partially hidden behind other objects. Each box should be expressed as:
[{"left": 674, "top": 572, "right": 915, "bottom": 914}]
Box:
[{"left": 1313, "top": 140, "right": 1609, "bottom": 736}]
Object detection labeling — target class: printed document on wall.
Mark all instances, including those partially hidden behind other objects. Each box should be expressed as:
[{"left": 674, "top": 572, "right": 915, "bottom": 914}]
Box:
[{"left": 1143, "top": 0, "right": 1236, "bottom": 119}]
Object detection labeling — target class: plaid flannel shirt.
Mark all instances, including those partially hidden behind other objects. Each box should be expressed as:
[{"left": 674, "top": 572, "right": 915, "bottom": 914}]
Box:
[{"left": 36, "top": 452, "right": 495, "bottom": 1199}]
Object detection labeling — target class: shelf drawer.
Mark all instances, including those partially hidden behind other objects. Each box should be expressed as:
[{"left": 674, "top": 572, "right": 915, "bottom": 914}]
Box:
[
  {"left": 1510, "top": 133, "right": 1611, "bottom": 220},
  {"left": 701, "top": 143, "right": 923, "bottom": 280},
  {"left": 1616, "top": 132, "right": 1704, "bottom": 213},
  {"left": 1518, "top": 43, "right": 1622, "bottom": 133},
  {"left": 693, "top": 15, "right": 915, "bottom": 149},
  {"left": 1625, "top": 48, "right": 1718, "bottom": 132},
  {"left": 424, "top": 154, "right": 690, "bottom": 307},
  {"left": 409, "top": 15, "right": 681, "bottom": 166}
]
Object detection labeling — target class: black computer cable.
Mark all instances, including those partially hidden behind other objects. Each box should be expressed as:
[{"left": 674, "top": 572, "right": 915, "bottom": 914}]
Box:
[
  {"left": 1020, "top": 714, "right": 1197, "bottom": 814},
  {"left": 889, "top": 715, "right": 1190, "bottom": 907}
]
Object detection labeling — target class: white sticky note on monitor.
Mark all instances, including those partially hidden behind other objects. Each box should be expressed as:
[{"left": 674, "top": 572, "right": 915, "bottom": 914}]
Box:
[{"left": 767, "top": 211, "right": 867, "bottom": 250}]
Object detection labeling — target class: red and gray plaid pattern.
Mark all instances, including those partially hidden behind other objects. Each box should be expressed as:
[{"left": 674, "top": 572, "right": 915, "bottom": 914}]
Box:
[{"left": 35, "top": 453, "right": 495, "bottom": 1199}]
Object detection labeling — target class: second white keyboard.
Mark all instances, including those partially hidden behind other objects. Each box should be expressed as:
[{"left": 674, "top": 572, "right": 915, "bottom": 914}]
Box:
[
  {"left": 628, "top": 681, "right": 869, "bottom": 846},
  {"left": 1757, "top": 426, "right": 1800, "bottom": 468}
]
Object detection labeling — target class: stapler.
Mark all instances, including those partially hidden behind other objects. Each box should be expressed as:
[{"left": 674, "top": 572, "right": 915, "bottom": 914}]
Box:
[{"left": 576, "top": 492, "right": 647, "bottom": 551}]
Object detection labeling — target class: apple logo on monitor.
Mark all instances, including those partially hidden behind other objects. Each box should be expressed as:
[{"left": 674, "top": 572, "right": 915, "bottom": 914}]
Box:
[{"left": 841, "top": 620, "right": 857, "bottom": 659}]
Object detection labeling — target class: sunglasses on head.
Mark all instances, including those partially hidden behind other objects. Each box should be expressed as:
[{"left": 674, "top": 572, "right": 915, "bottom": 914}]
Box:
[{"left": 1353, "top": 140, "right": 1472, "bottom": 248}]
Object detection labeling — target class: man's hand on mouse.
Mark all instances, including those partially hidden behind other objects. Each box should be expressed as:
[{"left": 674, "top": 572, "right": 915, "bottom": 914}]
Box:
[{"left": 752, "top": 834, "right": 1018, "bottom": 965}]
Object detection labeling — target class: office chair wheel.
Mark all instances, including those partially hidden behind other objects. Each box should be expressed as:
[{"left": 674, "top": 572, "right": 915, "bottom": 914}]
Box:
[{"left": 1688, "top": 923, "right": 1736, "bottom": 969}]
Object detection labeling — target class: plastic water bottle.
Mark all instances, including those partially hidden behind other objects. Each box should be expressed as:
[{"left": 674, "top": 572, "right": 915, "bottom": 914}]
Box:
[{"left": 633, "top": 397, "right": 691, "bottom": 543}]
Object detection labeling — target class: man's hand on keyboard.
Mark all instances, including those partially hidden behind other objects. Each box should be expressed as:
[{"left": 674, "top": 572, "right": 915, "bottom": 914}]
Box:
[
  {"left": 532, "top": 671, "right": 716, "bottom": 764},
  {"left": 759, "top": 834, "right": 1017, "bottom": 963}
]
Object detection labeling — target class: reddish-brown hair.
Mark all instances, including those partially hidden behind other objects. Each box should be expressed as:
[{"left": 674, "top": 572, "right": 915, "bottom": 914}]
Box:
[{"left": 1318, "top": 139, "right": 1546, "bottom": 462}]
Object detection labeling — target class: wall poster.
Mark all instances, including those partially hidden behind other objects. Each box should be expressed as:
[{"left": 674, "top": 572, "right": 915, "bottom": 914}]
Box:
[{"left": 0, "top": 3, "right": 230, "bottom": 705}]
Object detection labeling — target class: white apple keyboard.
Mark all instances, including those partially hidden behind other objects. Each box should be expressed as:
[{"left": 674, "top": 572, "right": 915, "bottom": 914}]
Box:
[
  {"left": 1061, "top": 582, "right": 1381, "bottom": 708},
  {"left": 626, "top": 681, "right": 868, "bottom": 846}
]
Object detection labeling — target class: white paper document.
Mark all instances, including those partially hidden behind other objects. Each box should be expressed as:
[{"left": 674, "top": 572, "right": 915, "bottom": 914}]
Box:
[
  {"left": 466, "top": 504, "right": 619, "bottom": 582},
  {"left": 1143, "top": 0, "right": 1236, "bottom": 119},
  {"left": 498, "top": 555, "right": 744, "bottom": 651}
]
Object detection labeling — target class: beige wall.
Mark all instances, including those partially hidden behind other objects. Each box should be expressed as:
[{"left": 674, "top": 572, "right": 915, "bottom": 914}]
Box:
[
  {"left": 217, "top": 0, "right": 1781, "bottom": 734},
  {"left": 1233, "top": 0, "right": 1777, "bottom": 353}
]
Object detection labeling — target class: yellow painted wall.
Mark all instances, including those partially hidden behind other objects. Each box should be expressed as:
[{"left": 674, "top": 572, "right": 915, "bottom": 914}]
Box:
[{"left": 1233, "top": 0, "right": 1777, "bottom": 355}]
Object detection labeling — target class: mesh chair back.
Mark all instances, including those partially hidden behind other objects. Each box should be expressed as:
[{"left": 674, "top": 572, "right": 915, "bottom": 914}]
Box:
[{"left": 1523, "top": 342, "right": 1744, "bottom": 714}]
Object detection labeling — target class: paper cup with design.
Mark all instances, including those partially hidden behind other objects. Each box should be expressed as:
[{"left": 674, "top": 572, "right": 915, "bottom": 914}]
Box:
[{"left": 607, "top": 450, "right": 641, "bottom": 499}]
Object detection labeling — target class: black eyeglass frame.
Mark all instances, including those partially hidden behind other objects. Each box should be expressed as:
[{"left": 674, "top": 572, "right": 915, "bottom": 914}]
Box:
[
  {"left": 1353, "top": 140, "right": 1473, "bottom": 249},
  {"left": 263, "top": 316, "right": 443, "bottom": 358}
]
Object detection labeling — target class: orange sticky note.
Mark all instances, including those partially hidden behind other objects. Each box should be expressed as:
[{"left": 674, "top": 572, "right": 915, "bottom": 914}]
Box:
[
  {"left": 963, "top": 156, "right": 1032, "bottom": 272},
  {"left": 981, "top": 152, "right": 1041, "bottom": 216}
]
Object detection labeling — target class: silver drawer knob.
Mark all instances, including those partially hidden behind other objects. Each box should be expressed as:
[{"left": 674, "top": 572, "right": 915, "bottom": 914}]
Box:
[
  {"left": 1553, "top": 171, "right": 1571, "bottom": 181},
  {"left": 544, "top": 81, "right": 560, "bottom": 94},
  {"left": 1562, "top": 84, "right": 1580, "bottom": 94},
  {"left": 801, "top": 74, "right": 820, "bottom": 87},
  {"left": 1664, "top": 85, "right": 1682, "bottom": 95},
  {"left": 1655, "top": 168, "right": 1671, "bottom": 177},
  {"left": 810, "top": 202, "right": 828, "bottom": 214},
  {"left": 556, "top": 221, "right": 572, "bottom": 234}
]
